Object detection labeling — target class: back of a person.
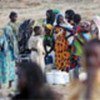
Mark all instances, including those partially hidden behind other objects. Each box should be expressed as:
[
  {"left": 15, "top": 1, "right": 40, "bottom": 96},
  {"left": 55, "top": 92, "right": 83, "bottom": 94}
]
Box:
[
  {"left": 12, "top": 61, "right": 60, "bottom": 100},
  {"left": 18, "top": 19, "right": 34, "bottom": 54}
]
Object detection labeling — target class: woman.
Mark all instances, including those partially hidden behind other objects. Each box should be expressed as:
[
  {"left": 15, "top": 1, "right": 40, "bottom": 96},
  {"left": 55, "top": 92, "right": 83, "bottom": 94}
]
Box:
[
  {"left": 18, "top": 19, "right": 35, "bottom": 54},
  {"left": 8, "top": 11, "right": 19, "bottom": 58},
  {"left": 3, "top": 25, "right": 17, "bottom": 88},
  {"left": 43, "top": 9, "right": 55, "bottom": 26},
  {"left": 65, "top": 9, "right": 75, "bottom": 25},
  {"left": 12, "top": 61, "right": 60, "bottom": 100},
  {"left": 68, "top": 39, "right": 100, "bottom": 100},
  {"left": 53, "top": 14, "right": 70, "bottom": 71},
  {"left": 69, "top": 14, "right": 82, "bottom": 74},
  {"left": 72, "top": 20, "right": 91, "bottom": 57}
]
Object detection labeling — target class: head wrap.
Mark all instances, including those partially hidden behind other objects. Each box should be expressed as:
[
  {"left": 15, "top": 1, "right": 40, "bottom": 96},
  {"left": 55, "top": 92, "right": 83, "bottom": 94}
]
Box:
[
  {"left": 45, "top": 24, "right": 53, "bottom": 30},
  {"left": 92, "top": 16, "right": 100, "bottom": 39},
  {"left": 80, "top": 21, "right": 91, "bottom": 32},
  {"left": 53, "top": 9, "right": 60, "bottom": 15}
]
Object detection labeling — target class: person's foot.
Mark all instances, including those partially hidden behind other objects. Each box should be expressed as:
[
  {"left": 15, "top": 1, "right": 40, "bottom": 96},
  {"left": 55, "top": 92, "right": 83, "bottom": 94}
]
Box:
[{"left": 8, "top": 80, "right": 14, "bottom": 88}]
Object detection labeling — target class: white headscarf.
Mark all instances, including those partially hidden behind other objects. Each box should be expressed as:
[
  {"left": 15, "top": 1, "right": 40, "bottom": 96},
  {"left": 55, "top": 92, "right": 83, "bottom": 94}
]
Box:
[{"left": 92, "top": 16, "right": 100, "bottom": 39}]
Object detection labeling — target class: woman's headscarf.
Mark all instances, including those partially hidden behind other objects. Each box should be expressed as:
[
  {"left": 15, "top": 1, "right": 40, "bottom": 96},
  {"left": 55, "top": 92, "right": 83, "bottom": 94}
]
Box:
[
  {"left": 56, "top": 14, "right": 64, "bottom": 26},
  {"left": 53, "top": 9, "right": 60, "bottom": 15},
  {"left": 45, "top": 24, "right": 53, "bottom": 31},
  {"left": 80, "top": 21, "right": 91, "bottom": 32},
  {"left": 92, "top": 16, "right": 100, "bottom": 39}
]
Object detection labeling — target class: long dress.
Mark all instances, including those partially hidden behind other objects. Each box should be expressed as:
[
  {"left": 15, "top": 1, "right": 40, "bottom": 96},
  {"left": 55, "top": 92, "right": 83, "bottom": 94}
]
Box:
[
  {"left": 0, "top": 35, "right": 8, "bottom": 84},
  {"left": 0, "top": 34, "right": 16, "bottom": 85},
  {"left": 3, "top": 25, "right": 16, "bottom": 84},
  {"left": 54, "top": 26, "right": 70, "bottom": 71}
]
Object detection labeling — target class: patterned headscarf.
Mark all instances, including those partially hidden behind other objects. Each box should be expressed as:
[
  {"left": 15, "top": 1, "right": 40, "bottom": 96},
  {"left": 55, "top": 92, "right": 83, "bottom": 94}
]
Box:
[{"left": 80, "top": 21, "right": 91, "bottom": 32}]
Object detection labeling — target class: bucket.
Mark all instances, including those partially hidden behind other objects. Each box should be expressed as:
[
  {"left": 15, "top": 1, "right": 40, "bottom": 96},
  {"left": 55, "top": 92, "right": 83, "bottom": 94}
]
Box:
[
  {"left": 46, "top": 72, "right": 54, "bottom": 84},
  {"left": 46, "top": 70, "right": 70, "bottom": 85}
]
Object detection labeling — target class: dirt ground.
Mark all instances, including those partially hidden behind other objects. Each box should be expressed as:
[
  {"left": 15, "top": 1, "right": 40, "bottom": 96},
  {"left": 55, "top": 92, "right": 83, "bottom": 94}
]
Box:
[
  {"left": 0, "top": 0, "right": 100, "bottom": 30},
  {"left": 0, "top": 84, "right": 70, "bottom": 100}
]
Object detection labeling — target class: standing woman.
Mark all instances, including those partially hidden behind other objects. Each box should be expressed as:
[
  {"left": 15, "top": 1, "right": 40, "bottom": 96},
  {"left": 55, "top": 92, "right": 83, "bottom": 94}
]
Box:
[
  {"left": 0, "top": 24, "right": 16, "bottom": 88},
  {"left": 3, "top": 25, "right": 16, "bottom": 88},
  {"left": 2, "top": 11, "right": 19, "bottom": 88},
  {"left": 71, "top": 14, "right": 89, "bottom": 79},
  {"left": 8, "top": 11, "right": 19, "bottom": 58},
  {"left": 53, "top": 14, "right": 70, "bottom": 71}
]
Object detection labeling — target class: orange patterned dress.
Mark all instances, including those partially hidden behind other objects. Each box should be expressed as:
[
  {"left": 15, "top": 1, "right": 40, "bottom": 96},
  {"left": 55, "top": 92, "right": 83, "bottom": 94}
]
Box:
[{"left": 54, "top": 26, "right": 70, "bottom": 70}]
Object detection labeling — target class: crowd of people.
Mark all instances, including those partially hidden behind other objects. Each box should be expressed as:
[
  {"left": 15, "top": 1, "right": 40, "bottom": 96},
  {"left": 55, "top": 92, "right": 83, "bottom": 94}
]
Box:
[{"left": 0, "top": 9, "right": 100, "bottom": 100}]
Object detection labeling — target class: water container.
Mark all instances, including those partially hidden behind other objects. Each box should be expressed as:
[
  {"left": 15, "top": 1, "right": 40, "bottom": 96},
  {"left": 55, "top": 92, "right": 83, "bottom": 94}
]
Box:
[
  {"left": 46, "top": 70, "right": 70, "bottom": 85},
  {"left": 46, "top": 72, "right": 54, "bottom": 84}
]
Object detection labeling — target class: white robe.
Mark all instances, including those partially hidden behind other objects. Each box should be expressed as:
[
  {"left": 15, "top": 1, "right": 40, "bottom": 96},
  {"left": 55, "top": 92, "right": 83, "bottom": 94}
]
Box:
[{"left": 28, "top": 35, "right": 45, "bottom": 72}]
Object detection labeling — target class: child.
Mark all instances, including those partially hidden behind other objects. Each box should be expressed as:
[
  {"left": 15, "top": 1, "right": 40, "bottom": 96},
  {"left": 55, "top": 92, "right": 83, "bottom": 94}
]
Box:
[
  {"left": 43, "top": 24, "right": 55, "bottom": 66},
  {"left": 28, "top": 26, "right": 45, "bottom": 72},
  {"left": 44, "top": 24, "right": 54, "bottom": 57}
]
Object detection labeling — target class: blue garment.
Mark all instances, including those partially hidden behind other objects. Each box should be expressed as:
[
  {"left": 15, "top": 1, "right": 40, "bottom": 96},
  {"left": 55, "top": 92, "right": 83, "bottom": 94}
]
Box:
[
  {"left": 4, "top": 25, "right": 17, "bottom": 60},
  {"left": 83, "top": 33, "right": 91, "bottom": 41},
  {"left": 4, "top": 26, "right": 16, "bottom": 82},
  {"left": 0, "top": 35, "right": 9, "bottom": 84}
]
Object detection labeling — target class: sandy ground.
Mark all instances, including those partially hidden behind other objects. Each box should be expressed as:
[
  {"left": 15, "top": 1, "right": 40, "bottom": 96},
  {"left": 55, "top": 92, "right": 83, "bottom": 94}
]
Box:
[
  {"left": 0, "top": 84, "right": 70, "bottom": 100},
  {"left": 0, "top": 0, "right": 100, "bottom": 30}
]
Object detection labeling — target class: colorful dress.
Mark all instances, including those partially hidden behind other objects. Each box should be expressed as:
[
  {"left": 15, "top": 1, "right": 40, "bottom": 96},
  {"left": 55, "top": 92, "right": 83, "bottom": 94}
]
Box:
[
  {"left": 71, "top": 31, "right": 91, "bottom": 78},
  {"left": 54, "top": 26, "right": 70, "bottom": 70},
  {"left": 73, "top": 32, "right": 91, "bottom": 56}
]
